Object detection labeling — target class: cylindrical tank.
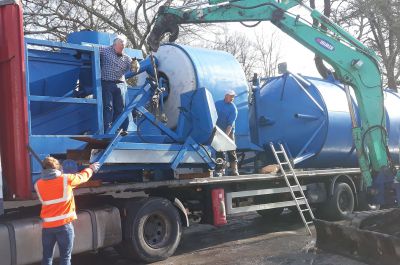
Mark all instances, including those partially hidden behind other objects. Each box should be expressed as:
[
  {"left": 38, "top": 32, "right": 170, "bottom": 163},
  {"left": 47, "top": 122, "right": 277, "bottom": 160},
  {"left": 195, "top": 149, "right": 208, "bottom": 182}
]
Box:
[
  {"left": 154, "top": 44, "right": 254, "bottom": 149},
  {"left": 252, "top": 74, "right": 400, "bottom": 168}
]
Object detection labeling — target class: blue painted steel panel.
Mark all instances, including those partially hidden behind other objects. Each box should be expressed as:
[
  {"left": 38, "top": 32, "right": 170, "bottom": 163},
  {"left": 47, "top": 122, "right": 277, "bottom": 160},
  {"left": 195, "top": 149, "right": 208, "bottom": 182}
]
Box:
[
  {"left": 26, "top": 38, "right": 102, "bottom": 135},
  {"left": 29, "top": 136, "right": 88, "bottom": 183},
  {"left": 67, "top": 31, "right": 115, "bottom": 46},
  {"left": 177, "top": 87, "right": 218, "bottom": 144},
  {"left": 252, "top": 74, "right": 400, "bottom": 168},
  {"left": 27, "top": 50, "right": 82, "bottom": 99}
]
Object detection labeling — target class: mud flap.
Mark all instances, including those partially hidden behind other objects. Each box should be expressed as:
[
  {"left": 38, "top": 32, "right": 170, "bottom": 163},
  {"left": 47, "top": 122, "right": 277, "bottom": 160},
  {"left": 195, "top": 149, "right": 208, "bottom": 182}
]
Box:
[{"left": 314, "top": 208, "right": 400, "bottom": 265}]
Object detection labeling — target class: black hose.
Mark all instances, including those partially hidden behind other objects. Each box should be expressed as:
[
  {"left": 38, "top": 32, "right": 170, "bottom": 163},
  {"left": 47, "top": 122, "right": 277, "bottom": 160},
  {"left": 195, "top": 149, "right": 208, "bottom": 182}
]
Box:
[{"left": 361, "top": 125, "right": 388, "bottom": 159}]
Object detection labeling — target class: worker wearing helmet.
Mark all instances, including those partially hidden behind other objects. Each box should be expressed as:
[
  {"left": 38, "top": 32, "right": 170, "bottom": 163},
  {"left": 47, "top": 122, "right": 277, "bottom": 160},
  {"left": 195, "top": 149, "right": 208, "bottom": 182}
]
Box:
[
  {"left": 215, "top": 90, "right": 239, "bottom": 176},
  {"left": 34, "top": 157, "right": 100, "bottom": 265},
  {"left": 99, "top": 35, "right": 140, "bottom": 133}
]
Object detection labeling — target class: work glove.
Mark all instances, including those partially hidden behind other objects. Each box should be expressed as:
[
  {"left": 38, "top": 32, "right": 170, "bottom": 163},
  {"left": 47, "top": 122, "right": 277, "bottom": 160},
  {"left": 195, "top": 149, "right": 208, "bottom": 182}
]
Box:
[
  {"left": 131, "top": 58, "right": 140, "bottom": 73},
  {"left": 89, "top": 162, "right": 101, "bottom": 173}
]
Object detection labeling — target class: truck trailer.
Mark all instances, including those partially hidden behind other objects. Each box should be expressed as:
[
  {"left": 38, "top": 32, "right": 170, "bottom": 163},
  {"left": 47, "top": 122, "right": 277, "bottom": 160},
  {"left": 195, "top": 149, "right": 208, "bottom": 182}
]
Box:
[{"left": 1, "top": 1, "right": 399, "bottom": 265}]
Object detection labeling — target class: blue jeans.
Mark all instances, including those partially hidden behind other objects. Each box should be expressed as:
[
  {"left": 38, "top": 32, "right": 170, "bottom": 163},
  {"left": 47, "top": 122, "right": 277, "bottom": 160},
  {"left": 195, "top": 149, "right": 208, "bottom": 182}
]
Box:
[
  {"left": 42, "top": 222, "right": 75, "bottom": 265},
  {"left": 102, "top": 81, "right": 128, "bottom": 132}
]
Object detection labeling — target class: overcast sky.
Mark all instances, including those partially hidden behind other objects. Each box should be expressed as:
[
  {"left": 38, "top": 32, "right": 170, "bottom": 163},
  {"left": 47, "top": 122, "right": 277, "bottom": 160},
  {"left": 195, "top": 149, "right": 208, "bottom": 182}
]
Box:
[
  {"left": 227, "top": 4, "right": 323, "bottom": 78},
  {"left": 235, "top": 22, "right": 319, "bottom": 77}
]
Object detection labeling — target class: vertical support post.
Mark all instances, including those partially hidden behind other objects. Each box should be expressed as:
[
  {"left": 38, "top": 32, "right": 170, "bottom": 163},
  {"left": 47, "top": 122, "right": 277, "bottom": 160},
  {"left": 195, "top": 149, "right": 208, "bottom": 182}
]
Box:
[
  {"left": 92, "top": 47, "right": 104, "bottom": 134},
  {"left": 0, "top": 1, "right": 32, "bottom": 199}
]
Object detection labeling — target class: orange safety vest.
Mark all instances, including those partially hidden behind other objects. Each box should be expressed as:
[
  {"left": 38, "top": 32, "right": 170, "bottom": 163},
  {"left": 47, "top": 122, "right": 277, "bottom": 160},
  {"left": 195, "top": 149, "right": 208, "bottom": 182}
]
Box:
[{"left": 34, "top": 168, "right": 93, "bottom": 228}]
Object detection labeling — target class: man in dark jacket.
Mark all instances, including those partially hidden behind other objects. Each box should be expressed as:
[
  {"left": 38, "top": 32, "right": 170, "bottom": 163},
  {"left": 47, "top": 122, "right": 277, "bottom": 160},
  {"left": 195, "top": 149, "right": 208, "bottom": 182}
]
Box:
[{"left": 215, "top": 90, "right": 239, "bottom": 175}]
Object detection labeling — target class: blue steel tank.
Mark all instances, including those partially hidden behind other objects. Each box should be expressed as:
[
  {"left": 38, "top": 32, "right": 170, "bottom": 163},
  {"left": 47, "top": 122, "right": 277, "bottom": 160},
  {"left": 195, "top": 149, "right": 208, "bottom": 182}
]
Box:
[
  {"left": 154, "top": 44, "right": 258, "bottom": 150},
  {"left": 251, "top": 73, "right": 400, "bottom": 168}
]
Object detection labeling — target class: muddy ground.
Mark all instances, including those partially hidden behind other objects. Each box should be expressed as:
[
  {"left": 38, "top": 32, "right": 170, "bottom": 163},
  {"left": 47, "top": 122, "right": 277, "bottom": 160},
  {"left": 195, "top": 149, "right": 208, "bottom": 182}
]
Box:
[{"left": 64, "top": 211, "right": 366, "bottom": 265}]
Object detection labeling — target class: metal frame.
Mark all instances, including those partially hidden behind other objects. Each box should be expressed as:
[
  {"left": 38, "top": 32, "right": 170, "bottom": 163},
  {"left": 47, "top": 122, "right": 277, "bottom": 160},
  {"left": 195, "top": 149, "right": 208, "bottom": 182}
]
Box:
[
  {"left": 100, "top": 81, "right": 215, "bottom": 171},
  {"left": 25, "top": 37, "right": 103, "bottom": 134},
  {"left": 107, "top": 83, "right": 152, "bottom": 134},
  {"left": 92, "top": 142, "right": 213, "bottom": 166},
  {"left": 67, "top": 168, "right": 361, "bottom": 197},
  {"left": 25, "top": 37, "right": 103, "bottom": 179},
  {"left": 225, "top": 186, "right": 307, "bottom": 214},
  {"left": 171, "top": 137, "right": 214, "bottom": 169}
]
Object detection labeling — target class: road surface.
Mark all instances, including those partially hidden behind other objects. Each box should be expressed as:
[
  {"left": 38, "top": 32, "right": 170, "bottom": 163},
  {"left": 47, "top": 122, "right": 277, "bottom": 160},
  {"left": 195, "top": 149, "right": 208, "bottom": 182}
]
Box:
[{"left": 64, "top": 211, "right": 366, "bottom": 265}]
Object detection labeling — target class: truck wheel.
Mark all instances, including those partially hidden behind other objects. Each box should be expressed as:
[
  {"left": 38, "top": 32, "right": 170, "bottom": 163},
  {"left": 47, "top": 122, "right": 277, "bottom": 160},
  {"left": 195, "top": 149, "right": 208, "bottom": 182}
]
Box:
[
  {"left": 323, "top": 182, "right": 354, "bottom": 220},
  {"left": 119, "top": 197, "right": 182, "bottom": 263}
]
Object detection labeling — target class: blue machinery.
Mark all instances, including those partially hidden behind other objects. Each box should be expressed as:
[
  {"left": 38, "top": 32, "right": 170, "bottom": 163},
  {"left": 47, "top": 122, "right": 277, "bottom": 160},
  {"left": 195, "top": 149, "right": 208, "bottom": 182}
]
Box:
[
  {"left": 26, "top": 32, "right": 238, "bottom": 183},
  {"left": 25, "top": 31, "right": 400, "bottom": 184},
  {"left": 250, "top": 73, "right": 400, "bottom": 168}
]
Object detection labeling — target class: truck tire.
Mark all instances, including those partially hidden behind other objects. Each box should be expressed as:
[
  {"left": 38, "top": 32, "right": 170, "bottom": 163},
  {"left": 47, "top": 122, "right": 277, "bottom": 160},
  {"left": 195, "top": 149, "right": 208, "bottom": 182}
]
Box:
[
  {"left": 119, "top": 197, "right": 182, "bottom": 263},
  {"left": 323, "top": 182, "right": 354, "bottom": 220}
]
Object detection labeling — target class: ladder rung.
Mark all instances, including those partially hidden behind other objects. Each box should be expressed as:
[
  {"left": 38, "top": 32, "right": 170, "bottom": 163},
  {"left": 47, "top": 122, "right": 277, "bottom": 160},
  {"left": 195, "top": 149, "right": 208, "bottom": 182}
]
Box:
[{"left": 271, "top": 142, "right": 315, "bottom": 234}]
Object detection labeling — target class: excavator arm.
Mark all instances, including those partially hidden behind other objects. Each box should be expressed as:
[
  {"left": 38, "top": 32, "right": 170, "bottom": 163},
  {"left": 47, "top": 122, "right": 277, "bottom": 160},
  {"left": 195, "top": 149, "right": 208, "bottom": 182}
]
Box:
[
  {"left": 148, "top": 0, "right": 400, "bottom": 206},
  {"left": 147, "top": 2, "right": 400, "bottom": 263}
]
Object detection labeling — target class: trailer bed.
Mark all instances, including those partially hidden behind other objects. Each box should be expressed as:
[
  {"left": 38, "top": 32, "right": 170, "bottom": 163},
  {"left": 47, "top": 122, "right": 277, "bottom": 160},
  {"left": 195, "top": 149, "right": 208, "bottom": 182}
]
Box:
[{"left": 70, "top": 167, "right": 361, "bottom": 196}]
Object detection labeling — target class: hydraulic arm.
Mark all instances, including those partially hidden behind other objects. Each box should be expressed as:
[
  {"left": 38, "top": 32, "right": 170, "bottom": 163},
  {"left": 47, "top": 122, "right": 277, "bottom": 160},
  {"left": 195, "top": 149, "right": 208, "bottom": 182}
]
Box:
[{"left": 148, "top": 0, "right": 400, "bottom": 206}]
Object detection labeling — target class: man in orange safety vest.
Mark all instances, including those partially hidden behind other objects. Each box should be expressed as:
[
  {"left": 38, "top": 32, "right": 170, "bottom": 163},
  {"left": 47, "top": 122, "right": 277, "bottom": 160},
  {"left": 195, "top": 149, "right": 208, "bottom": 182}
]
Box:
[{"left": 34, "top": 156, "right": 100, "bottom": 265}]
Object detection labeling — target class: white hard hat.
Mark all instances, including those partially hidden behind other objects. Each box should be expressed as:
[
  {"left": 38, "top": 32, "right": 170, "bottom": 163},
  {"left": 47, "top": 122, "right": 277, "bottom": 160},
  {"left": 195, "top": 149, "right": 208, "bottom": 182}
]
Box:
[{"left": 225, "top": 89, "right": 236, "bottom": 96}]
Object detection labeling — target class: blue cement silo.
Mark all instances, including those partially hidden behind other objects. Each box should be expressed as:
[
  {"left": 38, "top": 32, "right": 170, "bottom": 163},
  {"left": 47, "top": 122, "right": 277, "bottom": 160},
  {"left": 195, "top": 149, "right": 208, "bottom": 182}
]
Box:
[{"left": 251, "top": 73, "right": 400, "bottom": 168}]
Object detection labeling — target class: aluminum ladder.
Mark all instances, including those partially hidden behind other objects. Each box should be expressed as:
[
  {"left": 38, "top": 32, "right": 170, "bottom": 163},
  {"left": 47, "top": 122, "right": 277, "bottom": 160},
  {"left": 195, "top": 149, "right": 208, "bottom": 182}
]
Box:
[{"left": 270, "top": 142, "right": 315, "bottom": 235}]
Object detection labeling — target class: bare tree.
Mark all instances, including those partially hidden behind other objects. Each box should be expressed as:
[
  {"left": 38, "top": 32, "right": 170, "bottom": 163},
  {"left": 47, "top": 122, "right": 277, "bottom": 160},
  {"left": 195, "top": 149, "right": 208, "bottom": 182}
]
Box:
[
  {"left": 253, "top": 30, "right": 281, "bottom": 78},
  {"left": 200, "top": 26, "right": 281, "bottom": 80},
  {"left": 23, "top": 0, "right": 214, "bottom": 52},
  {"left": 330, "top": 0, "right": 400, "bottom": 91},
  {"left": 23, "top": 1, "right": 280, "bottom": 79},
  {"left": 202, "top": 27, "right": 258, "bottom": 78}
]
